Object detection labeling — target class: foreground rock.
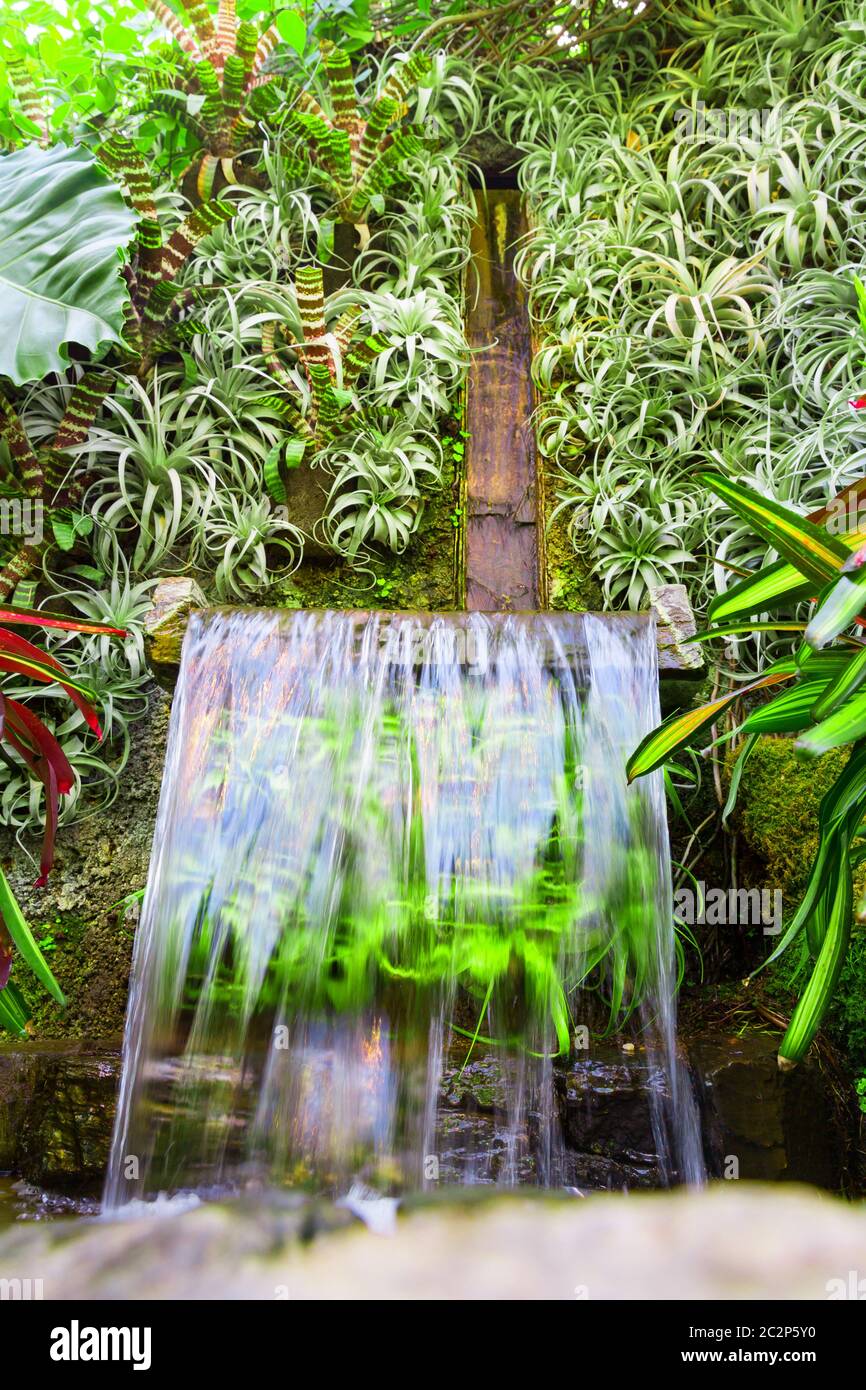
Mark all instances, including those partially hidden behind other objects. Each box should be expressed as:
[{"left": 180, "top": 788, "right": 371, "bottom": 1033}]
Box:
[
  {"left": 0, "top": 1030, "right": 848, "bottom": 1195},
  {"left": 0, "top": 1185, "right": 864, "bottom": 1299}
]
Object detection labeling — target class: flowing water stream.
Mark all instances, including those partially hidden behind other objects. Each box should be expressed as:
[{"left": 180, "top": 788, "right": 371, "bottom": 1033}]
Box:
[{"left": 106, "top": 608, "right": 703, "bottom": 1208}]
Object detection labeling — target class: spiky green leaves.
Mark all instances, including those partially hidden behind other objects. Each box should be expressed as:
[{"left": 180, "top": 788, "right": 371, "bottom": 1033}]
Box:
[
  {"left": 0, "top": 144, "right": 137, "bottom": 385},
  {"left": 628, "top": 474, "right": 866, "bottom": 1064}
]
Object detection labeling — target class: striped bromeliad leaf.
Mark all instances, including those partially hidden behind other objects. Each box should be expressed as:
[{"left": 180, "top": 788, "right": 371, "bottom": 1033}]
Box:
[
  {"left": 699, "top": 472, "right": 850, "bottom": 589},
  {"left": 625, "top": 660, "right": 799, "bottom": 781},
  {"left": 757, "top": 743, "right": 866, "bottom": 969},
  {"left": 0, "top": 144, "right": 137, "bottom": 386},
  {"left": 0, "top": 979, "right": 30, "bottom": 1037},
  {"left": 273, "top": 46, "right": 431, "bottom": 227},
  {"left": 96, "top": 136, "right": 158, "bottom": 221},
  {"left": 708, "top": 474, "right": 866, "bottom": 623},
  {"left": 296, "top": 266, "right": 328, "bottom": 363},
  {"left": 688, "top": 621, "right": 809, "bottom": 643}
]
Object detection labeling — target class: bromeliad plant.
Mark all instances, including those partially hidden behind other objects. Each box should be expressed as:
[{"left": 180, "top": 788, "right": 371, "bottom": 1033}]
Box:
[
  {"left": 0, "top": 375, "right": 114, "bottom": 600},
  {"left": 135, "top": 0, "right": 298, "bottom": 198},
  {"left": 627, "top": 472, "right": 866, "bottom": 1068},
  {"left": 0, "top": 603, "right": 124, "bottom": 1037},
  {"left": 259, "top": 263, "right": 386, "bottom": 502},
  {"left": 271, "top": 41, "right": 432, "bottom": 245},
  {"left": 96, "top": 134, "right": 234, "bottom": 371}
]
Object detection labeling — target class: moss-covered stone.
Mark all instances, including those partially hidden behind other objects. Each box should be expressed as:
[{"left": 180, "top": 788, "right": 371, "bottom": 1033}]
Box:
[
  {"left": 541, "top": 457, "right": 603, "bottom": 612},
  {"left": 0, "top": 688, "right": 170, "bottom": 1040},
  {"left": 735, "top": 737, "right": 849, "bottom": 900}
]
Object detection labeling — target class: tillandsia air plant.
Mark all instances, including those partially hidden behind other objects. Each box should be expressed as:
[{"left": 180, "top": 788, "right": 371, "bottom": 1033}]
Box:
[
  {"left": 510, "top": 15, "right": 866, "bottom": 618},
  {"left": 0, "top": 604, "right": 125, "bottom": 1037},
  {"left": 627, "top": 473, "right": 866, "bottom": 1068}
]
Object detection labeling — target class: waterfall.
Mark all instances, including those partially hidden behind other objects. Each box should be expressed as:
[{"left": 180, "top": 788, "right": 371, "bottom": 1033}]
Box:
[{"left": 105, "top": 608, "right": 703, "bottom": 1207}]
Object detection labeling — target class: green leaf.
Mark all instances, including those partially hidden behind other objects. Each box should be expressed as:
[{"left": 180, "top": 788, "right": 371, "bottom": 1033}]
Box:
[
  {"left": 796, "top": 689, "right": 866, "bottom": 758},
  {"left": 0, "top": 980, "right": 29, "bottom": 1037},
  {"left": 778, "top": 860, "right": 852, "bottom": 1067},
  {"left": 276, "top": 9, "right": 307, "bottom": 53},
  {"left": 0, "top": 144, "right": 137, "bottom": 385},
  {"left": 700, "top": 472, "right": 850, "bottom": 590},
  {"left": 722, "top": 733, "right": 758, "bottom": 825},
  {"left": 0, "top": 865, "right": 65, "bottom": 1006},
  {"left": 626, "top": 660, "right": 797, "bottom": 781},
  {"left": 805, "top": 546, "right": 866, "bottom": 650}
]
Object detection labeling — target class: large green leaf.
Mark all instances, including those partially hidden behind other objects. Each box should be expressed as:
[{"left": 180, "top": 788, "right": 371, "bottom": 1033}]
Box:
[
  {"left": 0, "top": 143, "right": 137, "bottom": 385},
  {"left": 796, "top": 688, "right": 866, "bottom": 758}
]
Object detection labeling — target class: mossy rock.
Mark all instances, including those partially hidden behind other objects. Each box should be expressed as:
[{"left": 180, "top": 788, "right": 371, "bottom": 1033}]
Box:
[
  {"left": 734, "top": 737, "right": 850, "bottom": 900},
  {"left": 0, "top": 688, "right": 170, "bottom": 1041}
]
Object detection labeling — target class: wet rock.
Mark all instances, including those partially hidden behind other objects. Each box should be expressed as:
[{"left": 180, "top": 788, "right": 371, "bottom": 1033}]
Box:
[
  {"left": 689, "top": 1032, "right": 846, "bottom": 1188},
  {"left": 557, "top": 1050, "right": 660, "bottom": 1153},
  {"left": 143, "top": 576, "right": 207, "bottom": 691},
  {"left": 0, "top": 1042, "right": 120, "bottom": 1192},
  {"left": 2, "top": 1184, "right": 866, "bottom": 1299},
  {"left": 650, "top": 582, "right": 703, "bottom": 675}
]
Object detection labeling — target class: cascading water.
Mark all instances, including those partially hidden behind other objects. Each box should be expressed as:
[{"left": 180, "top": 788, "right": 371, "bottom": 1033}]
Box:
[{"left": 105, "top": 608, "right": 703, "bottom": 1208}]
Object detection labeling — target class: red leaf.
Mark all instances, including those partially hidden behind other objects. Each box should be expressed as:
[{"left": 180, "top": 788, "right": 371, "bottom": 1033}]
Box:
[
  {"left": 0, "top": 606, "right": 125, "bottom": 636},
  {"left": 0, "top": 628, "right": 102, "bottom": 735},
  {"left": 5, "top": 699, "right": 75, "bottom": 794}
]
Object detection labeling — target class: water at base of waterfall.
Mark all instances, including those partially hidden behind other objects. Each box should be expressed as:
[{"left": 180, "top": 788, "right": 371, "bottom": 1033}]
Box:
[{"left": 105, "top": 609, "right": 703, "bottom": 1209}]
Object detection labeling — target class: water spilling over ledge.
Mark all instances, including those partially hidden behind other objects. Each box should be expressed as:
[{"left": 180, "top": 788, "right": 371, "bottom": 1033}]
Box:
[{"left": 106, "top": 608, "right": 702, "bottom": 1206}]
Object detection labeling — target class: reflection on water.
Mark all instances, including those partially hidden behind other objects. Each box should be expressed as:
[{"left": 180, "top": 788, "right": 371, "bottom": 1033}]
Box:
[{"left": 106, "top": 609, "right": 703, "bottom": 1208}]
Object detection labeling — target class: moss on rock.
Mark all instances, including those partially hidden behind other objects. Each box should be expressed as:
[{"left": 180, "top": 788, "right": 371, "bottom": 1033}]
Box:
[
  {"left": 735, "top": 737, "right": 849, "bottom": 900},
  {"left": 540, "top": 460, "right": 603, "bottom": 612},
  {"left": 0, "top": 688, "right": 170, "bottom": 1041}
]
